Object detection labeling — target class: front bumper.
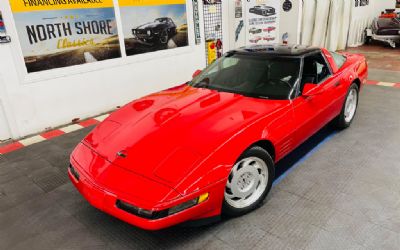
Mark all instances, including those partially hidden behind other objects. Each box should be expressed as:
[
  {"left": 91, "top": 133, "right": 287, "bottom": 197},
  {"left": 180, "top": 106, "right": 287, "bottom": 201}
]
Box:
[{"left": 68, "top": 157, "right": 223, "bottom": 230}]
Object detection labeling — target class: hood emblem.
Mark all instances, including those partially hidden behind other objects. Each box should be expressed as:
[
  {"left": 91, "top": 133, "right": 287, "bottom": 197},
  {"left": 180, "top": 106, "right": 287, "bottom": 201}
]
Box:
[{"left": 117, "top": 151, "right": 128, "bottom": 158}]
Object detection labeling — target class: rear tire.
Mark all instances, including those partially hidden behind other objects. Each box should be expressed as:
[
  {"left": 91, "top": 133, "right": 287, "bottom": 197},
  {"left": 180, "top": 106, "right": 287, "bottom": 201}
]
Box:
[
  {"left": 222, "top": 146, "right": 274, "bottom": 217},
  {"left": 333, "top": 83, "right": 359, "bottom": 129}
]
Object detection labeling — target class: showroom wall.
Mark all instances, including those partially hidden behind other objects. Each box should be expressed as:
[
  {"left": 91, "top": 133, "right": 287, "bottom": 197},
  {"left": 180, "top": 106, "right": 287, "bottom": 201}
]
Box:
[
  {"left": 300, "top": 0, "right": 397, "bottom": 50},
  {"left": 348, "top": 0, "right": 397, "bottom": 47},
  {"left": 0, "top": 0, "right": 207, "bottom": 140},
  {"left": 227, "top": 0, "right": 302, "bottom": 50}
]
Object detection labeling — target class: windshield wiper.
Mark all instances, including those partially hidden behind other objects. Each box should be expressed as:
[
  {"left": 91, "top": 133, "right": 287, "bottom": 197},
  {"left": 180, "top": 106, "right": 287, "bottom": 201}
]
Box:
[{"left": 240, "top": 93, "right": 270, "bottom": 99}]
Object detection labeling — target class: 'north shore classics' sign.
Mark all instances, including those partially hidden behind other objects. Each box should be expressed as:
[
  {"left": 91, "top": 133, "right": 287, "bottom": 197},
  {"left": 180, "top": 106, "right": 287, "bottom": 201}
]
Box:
[{"left": 10, "top": 0, "right": 121, "bottom": 73}]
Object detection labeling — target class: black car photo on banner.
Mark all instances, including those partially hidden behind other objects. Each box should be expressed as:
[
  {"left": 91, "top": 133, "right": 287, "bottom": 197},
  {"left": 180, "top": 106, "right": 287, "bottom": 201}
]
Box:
[
  {"left": 119, "top": 0, "right": 189, "bottom": 56},
  {"left": 10, "top": 0, "right": 121, "bottom": 73}
]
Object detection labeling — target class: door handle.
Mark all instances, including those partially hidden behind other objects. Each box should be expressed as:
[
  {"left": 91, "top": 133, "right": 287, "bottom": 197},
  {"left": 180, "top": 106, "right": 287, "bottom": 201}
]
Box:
[{"left": 334, "top": 81, "right": 341, "bottom": 87}]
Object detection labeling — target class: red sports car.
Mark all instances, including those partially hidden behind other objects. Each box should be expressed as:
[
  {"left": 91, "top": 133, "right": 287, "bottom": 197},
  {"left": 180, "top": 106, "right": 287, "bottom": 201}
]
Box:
[{"left": 69, "top": 45, "right": 368, "bottom": 230}]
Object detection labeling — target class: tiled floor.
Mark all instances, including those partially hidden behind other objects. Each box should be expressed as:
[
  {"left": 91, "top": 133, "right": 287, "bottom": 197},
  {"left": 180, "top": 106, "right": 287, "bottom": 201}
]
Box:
[{"left": 0, "top": 84, "right": 399, "bottom": 250}]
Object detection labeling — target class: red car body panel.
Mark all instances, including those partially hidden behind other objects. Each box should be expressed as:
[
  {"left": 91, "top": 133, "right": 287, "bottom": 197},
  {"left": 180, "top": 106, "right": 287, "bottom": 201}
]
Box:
[{"left": 69, "top": 47, "right": 368, "bottom": 230}]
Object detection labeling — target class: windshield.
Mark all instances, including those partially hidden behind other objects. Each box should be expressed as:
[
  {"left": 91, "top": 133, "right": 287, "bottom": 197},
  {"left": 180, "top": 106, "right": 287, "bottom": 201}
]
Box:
[
  {"left": 155, "top": 18, "right": 168, "bottom": 23},
  {"left": 189, "top": 54, "right": 301, "bottom": 100}
]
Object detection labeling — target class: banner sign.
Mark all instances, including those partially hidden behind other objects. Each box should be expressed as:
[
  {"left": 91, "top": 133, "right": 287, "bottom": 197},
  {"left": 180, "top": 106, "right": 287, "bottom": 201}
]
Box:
[
  {"left": 246, "top": 0, "right": 280, "bottom": 46},
  {"left": 119, "top": 0, "right": 189, "bottom": 56},
  {"left": 10, "top": 0, "right": 121, "bottom": 73}
]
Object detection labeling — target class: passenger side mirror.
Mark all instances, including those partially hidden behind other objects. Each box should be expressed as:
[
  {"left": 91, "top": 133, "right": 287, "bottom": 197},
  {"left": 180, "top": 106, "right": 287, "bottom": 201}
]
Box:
[
  {"left": 192, "top": 69, "right": 202, "bottom": 79},
  {"left": 302, "top": 83, "right": 323, "bottom": 97}
]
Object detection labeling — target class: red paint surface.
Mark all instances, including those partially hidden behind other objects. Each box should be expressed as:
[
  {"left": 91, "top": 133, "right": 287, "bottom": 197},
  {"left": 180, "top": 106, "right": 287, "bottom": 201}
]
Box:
[
  {"left": 79, "top": 119, "right": 100, "bottom": 128},
  {"left": 41, "top": 130, "right": 65, "bottom": 139},
  {"left": 70, "top": 49, "right": 368, "bottom": 230},
  {"left": 366, "top": 80, "right": 379, "bottom": 85},
  {"left": 0, "top": 142, "right": 24, "bottom": 154},
  {"left": 394, "top": 83, "right": 400, "bottom": 88}
]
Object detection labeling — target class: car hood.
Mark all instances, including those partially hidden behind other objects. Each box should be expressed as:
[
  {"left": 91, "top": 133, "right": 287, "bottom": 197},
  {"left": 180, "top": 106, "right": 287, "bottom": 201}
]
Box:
[
  {"left": 136, "top": 22, "right": 164, "bottom": 29},
  {"left": 83, "top": 84, "right": 285, "bottom": 187}
]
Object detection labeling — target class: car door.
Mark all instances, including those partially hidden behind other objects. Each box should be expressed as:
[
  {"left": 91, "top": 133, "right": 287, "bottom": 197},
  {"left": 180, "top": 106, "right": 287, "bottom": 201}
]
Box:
[{"left": 291, "top": 52, "right": 342, "bottom": 147}]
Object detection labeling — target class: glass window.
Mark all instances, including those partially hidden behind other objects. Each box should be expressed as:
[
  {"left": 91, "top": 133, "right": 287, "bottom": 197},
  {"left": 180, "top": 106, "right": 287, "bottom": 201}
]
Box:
[
  {"left": 302, "top": 53, "right": 332, "bottom": 86},
  {"left": 330, "top": 51, "right": 347, "bottom": 69},
  {"left": 190, "top": 54, "right": 301, "bottom": 100}
]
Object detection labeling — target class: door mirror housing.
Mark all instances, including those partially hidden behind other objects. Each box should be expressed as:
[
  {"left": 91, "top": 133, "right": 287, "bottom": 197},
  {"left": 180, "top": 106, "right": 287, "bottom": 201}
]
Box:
[
  {"left": 192, "top": 69, "right": 202, "bottom": 79},
  {"left": 302, "top": 83, "right": 323, "bottom": 97}
]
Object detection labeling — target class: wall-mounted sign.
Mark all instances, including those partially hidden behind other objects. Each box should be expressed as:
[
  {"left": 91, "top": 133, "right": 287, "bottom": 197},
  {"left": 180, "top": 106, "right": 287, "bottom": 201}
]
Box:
[
  {"left": 246, "top": 0, "right": 280, "bottom": 46},
  {"left": 235, "top": 0, "right": 243, "bottom": 18},
  {"left": 10, "top": 0, "right": 121, "bottom": 73},
  {"left": 283, "top": 0, "right": 293, "bottom": 12},
  {"left": 192, "top": 0, "right": 201, "bottom": 45},
  {"left": 203, "top": 0, "right": 223, "bottom": 65},
  {"left": 119, "top": 0, "right": 189, "bottom": 56},
  {"left": 355, "top": 0, "right": 369, "bottom": 7}
]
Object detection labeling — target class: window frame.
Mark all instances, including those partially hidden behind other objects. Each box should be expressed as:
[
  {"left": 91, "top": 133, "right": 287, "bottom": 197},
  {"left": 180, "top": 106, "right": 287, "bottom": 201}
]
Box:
[{"left": 294, "top": 51, "right": 334, "bottom": 98}]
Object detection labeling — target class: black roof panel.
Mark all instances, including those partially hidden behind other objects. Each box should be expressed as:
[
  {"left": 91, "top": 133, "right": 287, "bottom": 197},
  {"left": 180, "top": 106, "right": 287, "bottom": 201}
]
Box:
[{"left": 233, "top": 44, "right": 321, "bottom": 56}]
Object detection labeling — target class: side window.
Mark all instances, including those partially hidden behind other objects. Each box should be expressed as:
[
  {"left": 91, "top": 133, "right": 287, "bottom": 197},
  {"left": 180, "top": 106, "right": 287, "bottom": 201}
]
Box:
[
  {"left": 330, "top": 51, "right": 347, "bottom": 69},
  {"left": 302, "top": 53, "right": 332, "bottom": 87}
]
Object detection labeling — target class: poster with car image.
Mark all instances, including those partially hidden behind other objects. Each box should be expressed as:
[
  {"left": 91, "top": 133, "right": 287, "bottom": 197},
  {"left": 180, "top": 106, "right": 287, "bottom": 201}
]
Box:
[
  {"left": 0, "top": 11, "right": 5, "bottom": 34},
  {"left": 9, "top": 0, "right": 121, "bottom": 73},
  {"left": 119, "top": 0, "right": 189, "bottom": 56},
  {"left": 246, "top": 0, "right": 280, "bottom": 46}
]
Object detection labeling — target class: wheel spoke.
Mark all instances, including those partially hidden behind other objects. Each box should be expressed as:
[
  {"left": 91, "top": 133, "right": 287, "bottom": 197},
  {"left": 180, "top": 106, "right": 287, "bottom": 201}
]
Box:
[
  {"left": 225, "top": 192, "right": 236, "bottom": 200},
  {"left": 226, "top": 180, "right": 232, "bottom": 189},
  {"left": 224, "top": 156, "right": 269, "bottom": 209}
]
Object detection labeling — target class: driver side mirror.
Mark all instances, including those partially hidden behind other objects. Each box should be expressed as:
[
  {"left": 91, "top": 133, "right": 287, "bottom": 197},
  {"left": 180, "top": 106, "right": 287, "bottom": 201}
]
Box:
[
  {"left": 302, "top": 83, "right": 323, "bottom": 97},
  {"left": 192, "top": 69, "right": 202, "bottom": 79}
]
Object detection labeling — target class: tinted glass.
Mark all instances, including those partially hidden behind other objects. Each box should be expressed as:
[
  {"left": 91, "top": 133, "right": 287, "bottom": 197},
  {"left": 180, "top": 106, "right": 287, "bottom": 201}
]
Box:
[
  {"left": 302, "top": 53, "right": 331, "bottom": 86},
  {"left": 330, "top": 51, "right": 347, "bottom": 69},
  {"left": 190, "top": 54, "right": 301, "bottom": 100}
]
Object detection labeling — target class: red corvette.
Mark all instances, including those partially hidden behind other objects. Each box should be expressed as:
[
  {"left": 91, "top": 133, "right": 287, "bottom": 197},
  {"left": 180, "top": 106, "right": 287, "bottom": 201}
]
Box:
[{"left": 69, "top": 45, "right": 368, "bottom": 230}]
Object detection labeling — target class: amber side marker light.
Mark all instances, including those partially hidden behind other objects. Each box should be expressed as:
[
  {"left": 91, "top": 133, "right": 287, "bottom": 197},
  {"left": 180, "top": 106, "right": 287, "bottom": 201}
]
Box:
[{"left": 116, "top": 193, "right": 209, "bottom": 220}]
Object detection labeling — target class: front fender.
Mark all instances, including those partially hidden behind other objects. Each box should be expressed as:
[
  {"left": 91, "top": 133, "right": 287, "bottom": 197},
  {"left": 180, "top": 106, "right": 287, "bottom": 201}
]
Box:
[{"left": 174, "top": 119, "right": 275, "bottom": 196}]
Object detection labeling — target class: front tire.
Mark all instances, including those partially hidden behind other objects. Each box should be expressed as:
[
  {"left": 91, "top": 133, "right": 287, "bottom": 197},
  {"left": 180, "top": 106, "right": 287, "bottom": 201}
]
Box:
[
  {"left": 334, "top": 83, "right": 359, "bottom": 129},
  {"left": 160, "top": 30, "right": 169, "bottom": 44},
  {"left": 222, "top": 146, "right": 274, "bottom": 217}
]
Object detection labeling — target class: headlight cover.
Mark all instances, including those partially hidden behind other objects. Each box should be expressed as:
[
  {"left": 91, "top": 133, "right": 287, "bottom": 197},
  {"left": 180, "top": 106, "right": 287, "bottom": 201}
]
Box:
[{"left": 116, "top": 193, "right": 209, "bottom": 220}]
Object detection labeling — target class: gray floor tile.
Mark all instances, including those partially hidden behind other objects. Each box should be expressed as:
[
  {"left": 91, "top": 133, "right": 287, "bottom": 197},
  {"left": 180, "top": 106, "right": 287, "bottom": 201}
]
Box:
[{"left": 215, "top": 217, "right": 267, "bottom": 250}]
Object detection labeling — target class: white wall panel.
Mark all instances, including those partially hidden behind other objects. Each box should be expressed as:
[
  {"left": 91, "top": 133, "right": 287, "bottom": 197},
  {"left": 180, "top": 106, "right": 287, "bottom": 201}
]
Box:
[
  {"left": 311, "top": 0, "right": 330, "bottom": 47},
  {"left": 0, "top": 0, "right": 207, "bottom": 139},
  {"left": 301, "top": 0, "right": 316, "bottom": 46}
]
